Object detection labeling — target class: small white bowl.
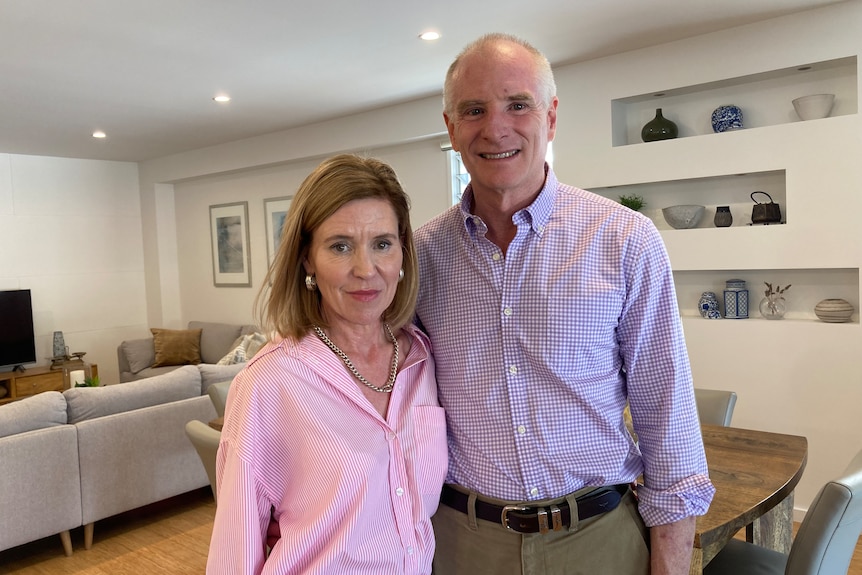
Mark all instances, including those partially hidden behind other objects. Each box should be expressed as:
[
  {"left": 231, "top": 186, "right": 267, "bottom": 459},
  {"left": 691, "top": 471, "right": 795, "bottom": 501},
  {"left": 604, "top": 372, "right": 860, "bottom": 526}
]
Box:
[
  {"left": 792, "top": 94, "right": 835, "bottom": 121},
  {"left": 662, "top": 205, "right": 705, "bottom": 229}
]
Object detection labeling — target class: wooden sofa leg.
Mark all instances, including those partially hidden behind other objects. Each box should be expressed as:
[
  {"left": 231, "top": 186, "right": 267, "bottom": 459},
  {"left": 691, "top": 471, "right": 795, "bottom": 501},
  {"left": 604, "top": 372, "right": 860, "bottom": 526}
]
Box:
[
  {"left": 59, "top": 530, "right": 73, "bottom": 556},
  {"left": 84, "top": 522, "right": 94, "bottom": 550}
]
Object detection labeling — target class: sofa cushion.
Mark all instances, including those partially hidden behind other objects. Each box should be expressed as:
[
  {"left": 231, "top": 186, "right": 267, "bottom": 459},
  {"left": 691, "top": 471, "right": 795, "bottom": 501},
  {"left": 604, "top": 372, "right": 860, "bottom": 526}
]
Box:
[
  {"left": 151, "top": 328, "right": 202, "bottom": 368},
  {"left": 199, "top": 363, "right": 246, "bottom": 394},
  {"left": 121, "top": 337, "right": 156, "bottom": 374},
  {"left": 0, "top": 391, "right": 67, "bottom": 438},
  {"left": 64, "top": 365, "right": 202, "bottom": 424},
  {"left": 217, "top": 332, "right": 267, "bottom": 365},
  {"left": 188, "top": 321, "right": 244, "bottom": 364}
]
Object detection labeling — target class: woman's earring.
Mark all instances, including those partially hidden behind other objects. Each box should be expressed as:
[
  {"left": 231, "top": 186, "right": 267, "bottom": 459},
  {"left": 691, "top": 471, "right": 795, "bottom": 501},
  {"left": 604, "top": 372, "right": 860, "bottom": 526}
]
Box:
[
  {"left": 398, "top": 269, "right": 404, "bottom": 282},
  {"left": 305, "top": 274, "right": 317, "bottom": 291}
]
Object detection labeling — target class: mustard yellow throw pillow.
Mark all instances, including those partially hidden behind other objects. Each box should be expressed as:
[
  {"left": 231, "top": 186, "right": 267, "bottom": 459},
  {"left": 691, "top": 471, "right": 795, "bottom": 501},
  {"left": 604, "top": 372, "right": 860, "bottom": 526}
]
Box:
[{"left": 150, "top": 328, "right": 202, "bottom": 367}]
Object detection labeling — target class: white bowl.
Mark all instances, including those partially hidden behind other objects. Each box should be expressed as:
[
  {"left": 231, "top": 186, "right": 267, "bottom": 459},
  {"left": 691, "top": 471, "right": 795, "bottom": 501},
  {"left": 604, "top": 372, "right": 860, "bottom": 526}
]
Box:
[
  {"left": 792, "top": 94, "right": 835, "bottom": 121},
  {"left": 662, "top": 205, "right": 705, "bottom": 229}
]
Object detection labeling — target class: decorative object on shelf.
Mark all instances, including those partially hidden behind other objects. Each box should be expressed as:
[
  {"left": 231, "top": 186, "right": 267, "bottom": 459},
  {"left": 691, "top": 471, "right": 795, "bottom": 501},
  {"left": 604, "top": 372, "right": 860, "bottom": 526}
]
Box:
[
  {"left": 0, "top": 386, "right": 7, "bottom": 399},
  {"left": 699, "top": 292, "right": 722, "bottom": 319},
  {"left": 662, "top": 205, "right": 705, "bottom": 229},
  {"left": 618, "top": 194, "right": 644, "bottom": 211},
  {"left": 77, "top": 374, "right": 101, "bottom": 387},
  {"left": 641, "top": 108, "right": 678, "bottom": 142},
  {"left": 759, "top": 282, "right": 790, "bottom": 320},
  {"left": 713, "top": 206, "right": 733, "bottom": 227},
  {"left": 814, "top": 298, "right": 854, "bottom": 323},
  {"left": 792, "top": 93, "right": 835, "bottom": 121},
  {"left": 750, "top": 191, "right": 782, "bottom": 225},
  {"left": 52, "top": 331, "right": 66, "bottom": 359},
  {"left": 70, "top": 369, "right": 86, "bottom": 387},
  {"left": 711, "top": 105, "right": 744, "bottom": 133},
  {"left": 723, "top": 279, "right": 749, "bottom": 319}
]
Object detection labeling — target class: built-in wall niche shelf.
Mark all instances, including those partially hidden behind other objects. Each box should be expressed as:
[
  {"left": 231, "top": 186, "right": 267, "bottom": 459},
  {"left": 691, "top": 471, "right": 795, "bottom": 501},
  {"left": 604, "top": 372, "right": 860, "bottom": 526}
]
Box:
[
  {"left": 673, "top": 268, "right": 859, "bottom": 323},
  {"left": 612, "top": 56, "right": 858, "bottom": 147},
  {"left": 591, "top": 170, "right": 786, "bottom": 231}
]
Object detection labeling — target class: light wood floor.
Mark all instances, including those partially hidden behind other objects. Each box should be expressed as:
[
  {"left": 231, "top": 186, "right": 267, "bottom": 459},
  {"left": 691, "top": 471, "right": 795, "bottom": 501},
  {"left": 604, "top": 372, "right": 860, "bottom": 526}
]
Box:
[{"left": 1, "top": 488, "right": 861, "bottom": 574}]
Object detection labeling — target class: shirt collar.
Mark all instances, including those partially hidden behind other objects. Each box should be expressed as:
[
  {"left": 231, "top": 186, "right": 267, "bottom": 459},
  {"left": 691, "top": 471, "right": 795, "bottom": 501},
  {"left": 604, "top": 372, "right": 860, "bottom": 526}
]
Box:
[{"left": 458, "top": 163, "right": 558, "bottom": 239}]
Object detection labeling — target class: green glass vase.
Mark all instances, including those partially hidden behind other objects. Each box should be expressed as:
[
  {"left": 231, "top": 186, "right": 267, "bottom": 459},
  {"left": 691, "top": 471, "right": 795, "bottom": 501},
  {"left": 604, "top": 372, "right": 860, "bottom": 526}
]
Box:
[{"left": 641, "top": 108, "right": 678, "bottom": 142}]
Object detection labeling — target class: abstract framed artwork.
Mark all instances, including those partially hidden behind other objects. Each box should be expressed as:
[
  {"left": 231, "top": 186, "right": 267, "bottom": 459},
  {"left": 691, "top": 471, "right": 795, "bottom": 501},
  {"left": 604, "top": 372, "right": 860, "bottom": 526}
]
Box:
[
  {"left": 264, "top": 196, "right": 293, "bottom": 267},
  {"left": 209, "top": 201, "right": 251, "bottom": 287}
]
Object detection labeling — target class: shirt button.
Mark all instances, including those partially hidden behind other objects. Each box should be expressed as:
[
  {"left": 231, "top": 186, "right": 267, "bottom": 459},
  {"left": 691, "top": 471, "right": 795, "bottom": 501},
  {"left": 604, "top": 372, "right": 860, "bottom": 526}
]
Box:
[
  {"left": 517, "top": 425, "right": 526, "bottom": 435},
  {"left": 407, "top": 546, "right": 414, "bottom": 555},
  {"left": 387, "top": 432, "right": 396, "bottom": 441},
  {"left": 509, "top": 365, "right": 518, "bottom": 375},
  {"left": 395, "top": 487, "right": 404, "bottom": 496},
  {"left": 503, "top": 307, "right": 513, "bottom": 317},
  {"left": 492, "top": 253, "right": 501, "bottom": 261},
  {"left": 530, "top": 487, "right": 539, "bottom": 497}
]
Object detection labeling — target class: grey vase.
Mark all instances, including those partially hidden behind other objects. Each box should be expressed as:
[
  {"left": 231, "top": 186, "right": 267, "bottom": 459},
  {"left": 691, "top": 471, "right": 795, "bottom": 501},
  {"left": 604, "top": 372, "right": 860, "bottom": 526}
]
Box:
[
  {"left": 52, "top": 331, "right": 66, "bottom": 358},
  {"left": 714, "top": 206, "right": 733, "bottom": 227}
]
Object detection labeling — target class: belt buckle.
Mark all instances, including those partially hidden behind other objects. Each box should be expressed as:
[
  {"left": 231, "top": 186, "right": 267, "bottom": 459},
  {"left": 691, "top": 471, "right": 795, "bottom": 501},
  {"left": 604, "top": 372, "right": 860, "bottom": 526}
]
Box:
[{"left": 500, "top": 505, "right": 530, "bottom": 531}]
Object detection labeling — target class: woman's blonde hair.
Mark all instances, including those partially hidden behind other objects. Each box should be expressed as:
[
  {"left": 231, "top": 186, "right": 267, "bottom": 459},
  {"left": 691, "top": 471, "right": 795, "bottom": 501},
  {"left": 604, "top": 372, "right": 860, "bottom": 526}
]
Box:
[{"left": 255, "top": 154, "right": 418, "bottom": 341}]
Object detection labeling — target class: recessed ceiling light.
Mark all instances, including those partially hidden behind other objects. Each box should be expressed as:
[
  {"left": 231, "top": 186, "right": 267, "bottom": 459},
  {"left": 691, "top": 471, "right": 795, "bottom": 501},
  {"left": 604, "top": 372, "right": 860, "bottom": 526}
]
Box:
[
  {"left": 92, "top": 131, "right": 106, "bottom": 139},
  {"left": 419, "top": 31, "right": 441, "bottom": 41},
  {"left": 213, "top": 95, "right": 231, "bottom": 103}
]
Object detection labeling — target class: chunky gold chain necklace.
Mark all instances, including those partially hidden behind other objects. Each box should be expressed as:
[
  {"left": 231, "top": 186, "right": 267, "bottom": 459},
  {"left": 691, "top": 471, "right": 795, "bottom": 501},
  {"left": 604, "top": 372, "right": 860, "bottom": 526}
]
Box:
[{"left": 312, "top": 323, "right": 398, "bottom": 393}]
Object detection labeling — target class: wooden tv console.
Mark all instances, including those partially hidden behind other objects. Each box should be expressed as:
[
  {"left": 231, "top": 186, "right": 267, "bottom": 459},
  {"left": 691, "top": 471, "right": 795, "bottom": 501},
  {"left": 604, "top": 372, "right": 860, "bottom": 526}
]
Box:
[{"left": 0, "top": 362, "right": 99, "bottom": 406}]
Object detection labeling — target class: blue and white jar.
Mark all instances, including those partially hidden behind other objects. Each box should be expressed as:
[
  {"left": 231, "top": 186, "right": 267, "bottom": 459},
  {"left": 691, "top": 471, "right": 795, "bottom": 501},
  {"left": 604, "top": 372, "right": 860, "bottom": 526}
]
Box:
[
  {"left": 723, "top": 279, "right": 749, "bottom": 319},
  {"left": 711, "top": 105, "right": 744, "bottom": 133},
  {"left": 699, "top": 292, "right": 722, "bottom": 319}
]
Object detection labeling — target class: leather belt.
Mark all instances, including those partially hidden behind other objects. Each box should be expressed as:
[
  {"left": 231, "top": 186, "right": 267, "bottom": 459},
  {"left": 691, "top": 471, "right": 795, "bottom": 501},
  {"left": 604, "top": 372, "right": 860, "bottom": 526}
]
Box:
[{"left": 440, "top": 483, "right": 629, "bottom": 534}]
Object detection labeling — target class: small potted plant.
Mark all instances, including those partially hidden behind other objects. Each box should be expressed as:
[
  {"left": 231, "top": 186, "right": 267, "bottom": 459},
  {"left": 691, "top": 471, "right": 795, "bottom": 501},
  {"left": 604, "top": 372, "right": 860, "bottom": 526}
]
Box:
[
  {"left": 76, "top": 374, "right": 101, "bottom": 387},
  {"left": 619, "top": 194, "right": 645, "bottom": 212}
]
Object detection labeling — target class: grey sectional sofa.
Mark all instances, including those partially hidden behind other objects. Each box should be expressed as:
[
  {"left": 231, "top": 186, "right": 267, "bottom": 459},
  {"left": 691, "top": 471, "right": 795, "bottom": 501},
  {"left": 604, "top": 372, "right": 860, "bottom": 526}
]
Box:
[
  {"left": 0, "top": 362, "right": 245, "bottom": 555},
  {"left": 117, "top": 320, "right": 259, "bottom": 382}
]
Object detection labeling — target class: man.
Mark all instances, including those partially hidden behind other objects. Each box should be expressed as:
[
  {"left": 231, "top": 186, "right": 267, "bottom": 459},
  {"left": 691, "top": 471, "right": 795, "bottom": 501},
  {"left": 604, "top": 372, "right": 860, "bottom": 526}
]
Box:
[{"left": 414, "top": 33, "right": 714, "bottom": 574}]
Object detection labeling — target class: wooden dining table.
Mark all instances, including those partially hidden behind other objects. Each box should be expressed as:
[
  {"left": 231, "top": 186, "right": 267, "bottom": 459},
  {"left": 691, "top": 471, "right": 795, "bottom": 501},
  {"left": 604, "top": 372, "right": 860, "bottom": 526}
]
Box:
[{"left": 690, "top": 424, "right": 808, "bottom": 574}]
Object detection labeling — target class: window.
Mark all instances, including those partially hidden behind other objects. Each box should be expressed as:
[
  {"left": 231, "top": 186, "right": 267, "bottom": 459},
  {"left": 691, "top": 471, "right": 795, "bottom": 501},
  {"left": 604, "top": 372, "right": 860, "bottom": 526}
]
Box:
[{"left": 448, "top": 143, "right": 554, "bottom": 206}]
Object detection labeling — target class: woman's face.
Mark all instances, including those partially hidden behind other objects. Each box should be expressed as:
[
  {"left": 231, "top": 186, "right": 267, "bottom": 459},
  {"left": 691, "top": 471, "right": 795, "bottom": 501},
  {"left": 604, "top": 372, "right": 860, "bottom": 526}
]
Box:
[{"left": 304, "top": 198, "right": 403, "bottom": 330}]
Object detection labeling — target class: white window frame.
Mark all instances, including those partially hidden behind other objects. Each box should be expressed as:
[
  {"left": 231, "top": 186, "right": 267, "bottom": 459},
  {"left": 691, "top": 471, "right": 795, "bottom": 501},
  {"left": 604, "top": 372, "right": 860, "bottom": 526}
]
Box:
[{"left": 447, "top": 143, "right": 554, "bottom": 206}]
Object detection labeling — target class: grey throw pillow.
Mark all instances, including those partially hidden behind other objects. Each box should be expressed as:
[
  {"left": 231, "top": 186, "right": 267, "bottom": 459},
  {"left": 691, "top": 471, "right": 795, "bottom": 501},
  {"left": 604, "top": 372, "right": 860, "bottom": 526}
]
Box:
[{"left": 121, "top": 338, "right": 156, "bottom": 374}]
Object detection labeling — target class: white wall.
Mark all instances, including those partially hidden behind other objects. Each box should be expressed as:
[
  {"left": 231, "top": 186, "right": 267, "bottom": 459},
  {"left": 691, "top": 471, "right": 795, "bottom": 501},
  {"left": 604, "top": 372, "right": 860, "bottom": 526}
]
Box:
[
  {"left": 170, "top": 139, "right": 451, "bottom": 326},
  {"left": 129, "top": 0, "right": 862, "bottom": 516},
  {"left": 0, "top": 153, "right": 146, "bottom": 384}
]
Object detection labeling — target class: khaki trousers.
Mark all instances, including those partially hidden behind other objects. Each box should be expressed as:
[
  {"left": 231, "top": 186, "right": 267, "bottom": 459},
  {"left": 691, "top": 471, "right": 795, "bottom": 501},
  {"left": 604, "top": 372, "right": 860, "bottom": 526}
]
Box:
[{"left": 432, "top": 486, "right": 649, "bottom": 575}]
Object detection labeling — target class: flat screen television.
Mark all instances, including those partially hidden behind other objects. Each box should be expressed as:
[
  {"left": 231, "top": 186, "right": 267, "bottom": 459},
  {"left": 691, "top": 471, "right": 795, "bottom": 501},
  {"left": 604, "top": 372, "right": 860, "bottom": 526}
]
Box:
[{"left": 0, "top": 289, "right": 37, "bottom": 371}]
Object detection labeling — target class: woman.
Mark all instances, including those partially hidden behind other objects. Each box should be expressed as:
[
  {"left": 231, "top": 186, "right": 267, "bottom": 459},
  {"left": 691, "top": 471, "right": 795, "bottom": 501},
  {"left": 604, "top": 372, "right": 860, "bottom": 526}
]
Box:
[{"left": 207, "top": 155, "right": 447, "bottom": 574}]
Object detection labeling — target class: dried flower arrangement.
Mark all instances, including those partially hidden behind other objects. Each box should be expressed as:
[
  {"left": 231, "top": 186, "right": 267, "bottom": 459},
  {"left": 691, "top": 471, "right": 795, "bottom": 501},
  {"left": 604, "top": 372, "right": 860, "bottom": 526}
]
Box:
[{"left": 764, "top": 282, "right": 791, "bottom": 297}]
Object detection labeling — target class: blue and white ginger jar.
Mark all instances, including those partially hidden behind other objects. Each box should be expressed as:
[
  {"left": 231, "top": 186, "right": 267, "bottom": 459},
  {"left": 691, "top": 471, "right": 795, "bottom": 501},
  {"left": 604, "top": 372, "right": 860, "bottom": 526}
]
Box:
[{"left": 711, "top": 105, "right": 743, "bottom": 133}]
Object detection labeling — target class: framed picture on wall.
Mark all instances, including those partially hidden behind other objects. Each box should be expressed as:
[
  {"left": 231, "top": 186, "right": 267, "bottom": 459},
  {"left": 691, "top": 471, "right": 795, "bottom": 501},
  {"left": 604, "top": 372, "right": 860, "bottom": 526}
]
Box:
[
  {"left": 264, "top": 196, "right": 293, "bottom": 267},
  {"left": 209, "top": 202, "right": 251, "bottom": 287}
]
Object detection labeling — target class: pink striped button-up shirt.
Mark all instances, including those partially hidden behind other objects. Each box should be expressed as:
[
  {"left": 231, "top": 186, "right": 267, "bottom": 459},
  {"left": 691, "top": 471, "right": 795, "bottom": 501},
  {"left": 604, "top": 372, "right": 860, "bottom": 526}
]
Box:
[{"left": 207, "top": 324, "right": 446, "bottom": 575}]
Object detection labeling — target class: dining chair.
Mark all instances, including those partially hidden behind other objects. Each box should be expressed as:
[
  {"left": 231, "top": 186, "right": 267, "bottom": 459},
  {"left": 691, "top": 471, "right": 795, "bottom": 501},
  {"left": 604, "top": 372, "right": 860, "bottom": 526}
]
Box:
[
  {"left": 694, "top": 388, "right": 737, "bottom": 427},
  {"left": 207, "top": 379, "right": 231, "bottom": 417},
  {"left": 184, "top": 419, "right": 221, "bottom": 502},
  {"left": 704, "top": 446, "right": 862, "bottom": 575}
]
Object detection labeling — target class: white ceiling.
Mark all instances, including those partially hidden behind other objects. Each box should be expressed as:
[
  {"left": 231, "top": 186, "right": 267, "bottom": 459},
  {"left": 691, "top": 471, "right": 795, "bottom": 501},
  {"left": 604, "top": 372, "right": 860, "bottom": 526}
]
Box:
[{"left": 0, "top": 0, "right": 845, "bottom": 163}]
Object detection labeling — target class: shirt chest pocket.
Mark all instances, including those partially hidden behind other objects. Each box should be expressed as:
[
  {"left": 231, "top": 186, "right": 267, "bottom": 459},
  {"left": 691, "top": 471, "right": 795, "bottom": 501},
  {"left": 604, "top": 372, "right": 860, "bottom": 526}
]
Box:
[{"left": 407, "top": 405, "right": 448, "bottom": 495}]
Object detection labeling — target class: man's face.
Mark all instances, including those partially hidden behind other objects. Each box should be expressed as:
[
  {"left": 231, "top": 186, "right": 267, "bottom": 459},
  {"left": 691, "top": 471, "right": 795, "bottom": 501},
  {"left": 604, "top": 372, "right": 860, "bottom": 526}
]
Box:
[{"left": 444, "top": 43, "right": 557, "bottom": 200}]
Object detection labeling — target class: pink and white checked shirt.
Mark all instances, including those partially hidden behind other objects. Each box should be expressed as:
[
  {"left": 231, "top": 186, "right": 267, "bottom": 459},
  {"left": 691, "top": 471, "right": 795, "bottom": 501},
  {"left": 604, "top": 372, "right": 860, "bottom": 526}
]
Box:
[
  {"left": 414, "top": 166, "right": 714, "bottom": 527},
  {"left": 207, "top": 324, "right": 447, "bottom": 574}
]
